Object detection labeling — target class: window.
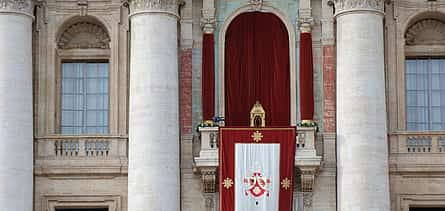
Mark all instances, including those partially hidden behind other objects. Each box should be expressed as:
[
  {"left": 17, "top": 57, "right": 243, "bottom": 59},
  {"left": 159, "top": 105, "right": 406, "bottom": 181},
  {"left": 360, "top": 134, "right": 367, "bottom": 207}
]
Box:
[
  {"left": 61, "top": 62, "right": 109, "bottom": 134},
  {"left": 406, "top": 58, "right": 445, "bottom": 130}
]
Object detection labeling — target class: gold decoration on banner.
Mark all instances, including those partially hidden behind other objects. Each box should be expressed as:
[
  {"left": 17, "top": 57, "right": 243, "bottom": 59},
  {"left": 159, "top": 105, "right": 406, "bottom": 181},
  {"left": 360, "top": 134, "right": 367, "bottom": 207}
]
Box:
[
  {"left": 281, "top": 178, "right": 291, "bottom": 190},
  {"left": 251, "top": 131, "right": 263, "bottom": 143},
  {"left": 223, "top": 177, "right": 234, "bottom": 189}
]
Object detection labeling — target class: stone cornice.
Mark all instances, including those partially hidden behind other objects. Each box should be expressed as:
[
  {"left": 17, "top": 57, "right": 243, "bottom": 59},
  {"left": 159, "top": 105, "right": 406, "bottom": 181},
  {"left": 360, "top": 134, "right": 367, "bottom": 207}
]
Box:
[
  {"left": 334, "top": 0, "right": 384, "bottom": 16},
  {"left": 128, "top": 0, "right": 179, "bottom": 18},
  {"left": 0, "top": 0, "right": 34, "bottom": 17}
]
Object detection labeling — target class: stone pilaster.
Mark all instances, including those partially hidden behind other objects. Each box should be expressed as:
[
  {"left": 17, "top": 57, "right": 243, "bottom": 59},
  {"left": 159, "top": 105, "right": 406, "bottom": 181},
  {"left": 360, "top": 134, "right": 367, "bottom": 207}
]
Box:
[
  {"left": 334, "top": 0, "right": 390, "bottom": 210},
  {"left": 0, "top": 1, "right": 34, "bottom": 210},
  {"left": 128, "top": 0, "right": 180, "bottom": 210}
]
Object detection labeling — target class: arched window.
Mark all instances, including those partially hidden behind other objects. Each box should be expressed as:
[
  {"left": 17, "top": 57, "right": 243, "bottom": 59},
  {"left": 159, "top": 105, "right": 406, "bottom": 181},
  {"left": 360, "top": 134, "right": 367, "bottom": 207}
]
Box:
[
  {"left": 224, "top": 12, "right": 290, "bottom": 126},
  {"left": 56, "top": 18, "right": 111, "bottom": 134},
  {"left": 405, "top": 18, "right": 445, "bottom": 130}
]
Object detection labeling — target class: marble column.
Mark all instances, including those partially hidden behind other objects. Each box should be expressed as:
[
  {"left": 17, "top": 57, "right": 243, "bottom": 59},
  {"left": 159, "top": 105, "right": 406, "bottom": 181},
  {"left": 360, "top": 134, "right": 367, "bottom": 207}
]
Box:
[
  {"left": 128, "top": 0, "right": 180, "bottom": 210},
  {"left": 0, "top": 1, "right": 34, "bottom": 210},
  {"left": 335, "top": 0, "right": 390, "bottom": 210}
]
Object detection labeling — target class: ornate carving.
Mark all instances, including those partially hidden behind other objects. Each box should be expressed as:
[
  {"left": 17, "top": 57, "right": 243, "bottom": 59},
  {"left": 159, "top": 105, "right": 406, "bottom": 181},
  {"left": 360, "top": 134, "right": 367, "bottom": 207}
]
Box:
[
  {"left": 300, "top": 167, "right": 318, "bottom": 192},
  {"left": 298, "top": 17, "right": 314, "bottom": 33},
  {"left": 128, "top": 0, "right": 179, "bottom": 17},
  {"left": 333, "top": 0, "right": 384, "bottom": 14},
  {"left": 201, "top": 7, "right": 215, "bottom": 34},
  {"left": 303, "top": 192, "right": 313, "bottom": 209},
  {"left": 58, "top": 22, "right": 110, "bottom": 49},
  {"left": 250, "top": 101, "right": 266, "bottom": 127},
  {"left": 202, "top": 170, "right": 217, "bottom": 193},
  {"left": 0, "top": 0, "right": 33, "bottom": 15},
  {"left": 249, "top": 0, "right": 263, "bottom": 11},
  {"left": 405, "top": 19, "right": 445, "bottom": 45}
]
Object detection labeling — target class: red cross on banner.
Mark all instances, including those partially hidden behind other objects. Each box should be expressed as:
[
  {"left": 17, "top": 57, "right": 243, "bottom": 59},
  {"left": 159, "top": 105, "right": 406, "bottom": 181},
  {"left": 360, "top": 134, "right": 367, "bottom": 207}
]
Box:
[{"left": 219, "top": 127, "right": 296, "bottom": 211}]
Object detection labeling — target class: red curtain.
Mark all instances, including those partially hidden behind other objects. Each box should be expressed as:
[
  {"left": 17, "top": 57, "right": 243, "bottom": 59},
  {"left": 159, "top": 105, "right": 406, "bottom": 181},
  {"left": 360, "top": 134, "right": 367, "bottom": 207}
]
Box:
[
  {"left": 202, "top": 34, "right": 215, "bottom": 120},
  {"left": 225, "top": 12, "right": 290, "bottom": 126},
  {"left": 299, "top": 32, "right": 314, "bottom": 120}
]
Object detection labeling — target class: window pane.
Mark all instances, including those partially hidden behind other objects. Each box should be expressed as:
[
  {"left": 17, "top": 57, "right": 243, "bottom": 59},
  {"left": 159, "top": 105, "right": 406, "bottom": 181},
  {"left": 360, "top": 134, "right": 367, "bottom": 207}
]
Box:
[
  {"left": 406, "top": 58, "right": 445, "bottom": 131},
  {"left": 61, "top": 62, "right": 109, "bottom": 135}
]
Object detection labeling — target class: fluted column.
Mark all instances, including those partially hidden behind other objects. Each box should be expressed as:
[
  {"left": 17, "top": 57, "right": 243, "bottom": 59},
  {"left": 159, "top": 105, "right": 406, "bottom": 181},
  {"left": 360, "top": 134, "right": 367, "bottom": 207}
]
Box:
[
  {"left": 0, "top": 1, "right": 34, "bottom": 210},
  {"left": 128, "top": 0, "right": 180, "bottom": 210},
  {"left": 335, "top": 0, "right": 390, "bottom": 210}
]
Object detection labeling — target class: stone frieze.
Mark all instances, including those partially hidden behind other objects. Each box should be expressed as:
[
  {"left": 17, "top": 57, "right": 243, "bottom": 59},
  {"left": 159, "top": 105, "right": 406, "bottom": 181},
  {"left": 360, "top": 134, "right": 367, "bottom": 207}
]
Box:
[
  {"left": 128, "top": 0, "right": 179, "bottom": 16},
  {"left": 0, "top": 0, "right": 33, "bottom": 15},
  {"left": 334, "top": 0, "right": 384, "bottom": 14}
]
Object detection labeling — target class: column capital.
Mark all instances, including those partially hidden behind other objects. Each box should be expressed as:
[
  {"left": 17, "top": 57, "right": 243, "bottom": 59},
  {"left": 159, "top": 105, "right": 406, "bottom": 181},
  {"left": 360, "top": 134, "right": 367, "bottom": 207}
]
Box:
[
  {"left": 0, "top": 0, "right": 34, "bottom": 17},
  {"left": 333, "top": 0, "right": 384, "bottom": 16},
  {"left": 128, "top": 0, "right": 180, "bottom": 18}
]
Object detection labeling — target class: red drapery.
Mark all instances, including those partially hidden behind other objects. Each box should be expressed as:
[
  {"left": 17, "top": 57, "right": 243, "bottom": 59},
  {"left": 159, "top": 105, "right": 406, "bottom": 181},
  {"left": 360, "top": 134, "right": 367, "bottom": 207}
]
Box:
[
  {"left": 225, "top": 12, "right": 290, "bottom": 126},
  {"left": 299, "top": 32, "right": 314, "bottom": 120},
  {"left": 219, "top": 127, "right": 295, "bottom": 211},
  {"left": 202, "top": 34, "right": 215, "bottom": 120}
]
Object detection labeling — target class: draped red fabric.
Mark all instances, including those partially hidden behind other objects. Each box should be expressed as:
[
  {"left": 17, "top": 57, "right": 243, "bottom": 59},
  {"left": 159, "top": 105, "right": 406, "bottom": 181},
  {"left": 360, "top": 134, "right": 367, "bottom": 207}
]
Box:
[
  {"left": 219, "top": 127, "right": 295, "bottom": 211},
  {"left": 225, "top": 12, "right": 290, "bottom": 126},
  {"left": 299, "top": 32, "right": 314, "bottom": 120},
  {"left": 202, "top": 34, "right": 215, "bottom": 120}
]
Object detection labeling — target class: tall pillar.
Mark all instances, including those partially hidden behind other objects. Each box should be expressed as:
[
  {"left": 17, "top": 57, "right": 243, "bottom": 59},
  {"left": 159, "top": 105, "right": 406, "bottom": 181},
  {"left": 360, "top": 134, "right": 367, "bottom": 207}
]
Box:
[
  {"left": 0, "top": 1, "right": 34, "bottom": 210},
  {"left": 128, "top": 0, "right": 180, "bottom": 210},
  {"left": 335, "top": 0, "right": 390, "bottom": 210}
]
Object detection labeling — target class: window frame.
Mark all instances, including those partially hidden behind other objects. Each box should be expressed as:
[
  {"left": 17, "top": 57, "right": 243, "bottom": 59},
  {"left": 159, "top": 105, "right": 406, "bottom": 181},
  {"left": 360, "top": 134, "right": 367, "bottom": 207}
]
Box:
[
  {"left": 60, "top": 60, "right": 110, "bottom": 135},
  {"left": 405, "top": 57, "right": 445, "bottom": 131},
  {"left": 55, "top": 48, "right": 112, "bottom": 135}
]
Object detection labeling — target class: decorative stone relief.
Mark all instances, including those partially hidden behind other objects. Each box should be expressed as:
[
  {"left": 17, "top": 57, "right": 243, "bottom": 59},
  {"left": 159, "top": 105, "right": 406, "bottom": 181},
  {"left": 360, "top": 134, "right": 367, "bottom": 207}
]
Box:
[
  {"left": 300, "top": 168, "right": 317, "bottom": 192},
  {"left": 58, "top": 22, "right": 110, "bottom": 49},
  {"left": 249, "top": 0, "right": 263, "bottom": 11},
  {"left": 128, "top": 0, "right": 179, "bottom": 16},
  {"left": 201, "top": 8, "right": 215, "bottom": 34},
  {"left": 405, "top": 19, "right": 445, "bottom": 45},
  {"left": 201, "top": 170, "right": 217, "bottom": 193},
  {"left": 0, "top": 0, "right": 33, "bottom": 15},
  {"left": 303, "top": 192, "right": 313, "bottom": 209},
  {"left": 298, "top": 17, "right": 314, "bottom": 33},
  {"left": 333, "top": 0, "right": 384, "bottom": 14}
]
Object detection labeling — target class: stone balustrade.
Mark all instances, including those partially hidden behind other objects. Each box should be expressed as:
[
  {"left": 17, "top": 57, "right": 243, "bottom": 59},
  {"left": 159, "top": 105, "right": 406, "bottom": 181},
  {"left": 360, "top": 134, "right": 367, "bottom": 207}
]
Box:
[
  {"left": 389, "top": 131, "right": 445, "bottom": 173},
  {"left": 34, "top": 135, "right": 128, "bottom": 175},
  {"left": 193, "top": 126, "right": 322, "bottom": 193}
]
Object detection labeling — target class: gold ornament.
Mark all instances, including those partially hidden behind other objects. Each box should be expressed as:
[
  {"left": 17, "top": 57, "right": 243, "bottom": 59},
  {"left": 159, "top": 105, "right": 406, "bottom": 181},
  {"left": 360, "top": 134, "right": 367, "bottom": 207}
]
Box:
[
  {"left": 223, "top": 177, "right": 234, "bottom": 189},
  {"left": 281, "top": 178, "right": 291, "bottom": 190},
  {"left": 251, "top": 131, "right": 263, "bottom": 143}
]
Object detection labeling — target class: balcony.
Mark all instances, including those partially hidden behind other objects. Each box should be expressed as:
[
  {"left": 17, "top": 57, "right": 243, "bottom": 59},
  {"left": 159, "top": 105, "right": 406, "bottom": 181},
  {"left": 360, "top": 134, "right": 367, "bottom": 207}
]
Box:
[
  {"left": 389, "top": 131, "right": 445, "bottom": 173},
  {"left": 193, "top": 126, "right": 321, "bottom": 193},
  {"left": 34, "top": 135, "right": 128, "bottom": 176}
]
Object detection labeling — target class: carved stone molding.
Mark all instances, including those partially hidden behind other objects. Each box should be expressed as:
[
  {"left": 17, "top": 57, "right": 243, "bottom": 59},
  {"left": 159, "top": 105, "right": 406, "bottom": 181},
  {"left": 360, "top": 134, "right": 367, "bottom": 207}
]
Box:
[
  {"left": 406, "top": 19, "right": 445, "bottom": 45},
  {"left": 204, "top": 193, "right": 216, "bottom": 211},
  {"left": 0, "top": 0, "right": 33, "bottom": 16},
  {"left": 58, "top": 22, "right": 110, "bottom": 49},
  {"left": 303, "top": 192, "right": 313, "bottom": 209},
  {"left": 333, "top": 0, "right": 384, "bottom": 15},
  {"left": 298, "top": 17, "right": 314, "bottom": 33},
  {"left": 249, "top": 0, "right": 263, "bottom": 12},
  {"left": 201, "top": 169, "right": 217, "bottom": 193},
  {"left": 128, "top": 0, "right": 179, "bottom": 17},
  {"left": 201, "top": 8, "right": 215, "bottom": 34},
  {"left": 300, "top": 167, "right": 317, "bottom": 192}
]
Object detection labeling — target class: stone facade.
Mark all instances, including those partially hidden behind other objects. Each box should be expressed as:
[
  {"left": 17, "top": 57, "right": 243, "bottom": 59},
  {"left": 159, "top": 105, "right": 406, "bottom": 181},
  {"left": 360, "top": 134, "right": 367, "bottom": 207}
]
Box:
[{"left": 0, "top": 0, "right": 443, "bottom": 210}]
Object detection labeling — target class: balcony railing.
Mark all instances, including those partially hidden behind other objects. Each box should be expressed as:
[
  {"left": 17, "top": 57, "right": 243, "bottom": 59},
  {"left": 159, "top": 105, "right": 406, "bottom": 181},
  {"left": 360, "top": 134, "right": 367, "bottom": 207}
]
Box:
[
  {"left": 35, "top": 135, "right": 128, "bottom": 175},
  {"left": 389, "top": 131, "right": 445, "bottom": 173},
  {"left": 389, "top": 131, "right": 445, "bottom": 153},
  {"left": 193, "top": 126, "right": 321, "bottom": 193}
]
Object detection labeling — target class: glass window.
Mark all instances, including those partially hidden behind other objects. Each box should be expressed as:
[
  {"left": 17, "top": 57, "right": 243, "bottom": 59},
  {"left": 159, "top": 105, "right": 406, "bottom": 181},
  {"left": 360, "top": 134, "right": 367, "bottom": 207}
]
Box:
[
  {"left": 406, "top": 58, "right": 445, "bottom": 131},
  {"left": 61, "top": 62, "right": 109, "bottom": 134}
]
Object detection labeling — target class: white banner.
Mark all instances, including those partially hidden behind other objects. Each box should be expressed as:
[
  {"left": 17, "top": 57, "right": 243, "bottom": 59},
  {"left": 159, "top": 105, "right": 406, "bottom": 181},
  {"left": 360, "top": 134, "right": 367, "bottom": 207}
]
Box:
[{"left": 235, "top": 143, "right": 280, "bottom": 211}]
